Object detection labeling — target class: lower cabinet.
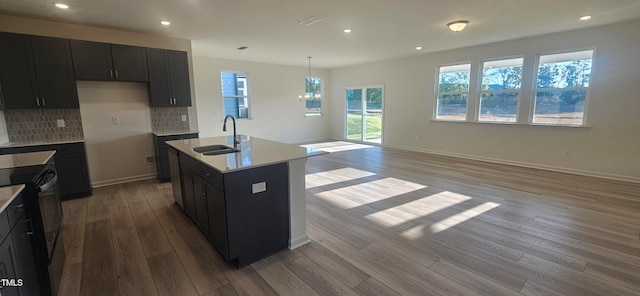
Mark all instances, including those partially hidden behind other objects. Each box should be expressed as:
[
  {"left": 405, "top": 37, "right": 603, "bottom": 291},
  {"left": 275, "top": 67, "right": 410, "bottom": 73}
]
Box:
[
  {"left": 178, "top": 154, "right": 288, "bottom": 267},
  {"left": 0, "top": 189, "right": 39, "bottom": 296},
  {"left": 0, "top": 142, "right": 92, "bottom": 200}
]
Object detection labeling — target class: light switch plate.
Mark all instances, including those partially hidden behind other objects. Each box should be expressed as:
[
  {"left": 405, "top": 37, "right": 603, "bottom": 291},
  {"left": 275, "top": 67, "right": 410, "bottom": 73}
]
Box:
[
  {"left": 112, "top": 117, "right": 120, "bottom": 125},
  {"left": 252, "top": 182, "right": 267, "bottom": 194},
  {"left": 56, "top": 119, "right": 65, "bottom": 128}
]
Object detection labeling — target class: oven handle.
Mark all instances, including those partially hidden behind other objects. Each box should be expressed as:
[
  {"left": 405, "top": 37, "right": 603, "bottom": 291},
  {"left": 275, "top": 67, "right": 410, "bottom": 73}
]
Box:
[{"left": 39, "top": 171, "right": 58, "bottom": 192}]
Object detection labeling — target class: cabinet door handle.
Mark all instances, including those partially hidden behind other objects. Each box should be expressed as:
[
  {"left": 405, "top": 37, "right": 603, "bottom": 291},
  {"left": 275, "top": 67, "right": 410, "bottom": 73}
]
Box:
[
  {"left": 169, "top": 98, "right": 173, "bottom": 105},
  {"left": 42, "top": 97, "right": 46, "bottom": 106},
  {"left": 115, "top": 70, "right": 119, "bottom": 79},
  {"left": 21, "top": 219, "right": 34, "bottom": 235},
  {"left": 110, "top": 70, "right": 114, "bottom": 78},
  {"left": 36, "top": 97, "right": 41, "bottom": 106}
]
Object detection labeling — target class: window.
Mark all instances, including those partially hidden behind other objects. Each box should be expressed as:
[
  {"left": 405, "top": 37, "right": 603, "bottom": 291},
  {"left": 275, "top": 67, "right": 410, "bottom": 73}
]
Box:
[
  {"left": 436, "top": 64, "right": 470, "bottom": 121},
  {"left": 221, "top": 71, "right": 249, "bottom": 119},
  {"left": 479, "top": 58, "right": 523, "bottom": 123},
  {"left": 533, "top": 50, "right": 593, "bottom": 125},
  {"left": 305, "top": 77, "right": 322, "bottom": 116}
]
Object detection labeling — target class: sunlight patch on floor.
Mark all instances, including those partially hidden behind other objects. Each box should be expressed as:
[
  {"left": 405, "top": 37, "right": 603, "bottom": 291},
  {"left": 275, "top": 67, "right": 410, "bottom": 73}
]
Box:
[
  {"left": 367, "top": 191, "right": 472, "bottom": 227},
  {"left": 429, "top": 202, "right": 501, "bottom": 233},
  {"left": 301, "top": 141, "right": 374, "bottom": 152},
  {"left": 306, "top": 167, "right": 376, "bottom": 189},
  {"left": 313, "top": 177, "right": 426, "bottom": 210}
]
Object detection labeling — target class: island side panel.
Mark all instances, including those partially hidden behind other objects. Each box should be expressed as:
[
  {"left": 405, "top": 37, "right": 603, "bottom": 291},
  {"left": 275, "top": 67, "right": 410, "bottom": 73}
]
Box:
[{"left": 288, "top": 158, "right": 310, "bottom": 249}]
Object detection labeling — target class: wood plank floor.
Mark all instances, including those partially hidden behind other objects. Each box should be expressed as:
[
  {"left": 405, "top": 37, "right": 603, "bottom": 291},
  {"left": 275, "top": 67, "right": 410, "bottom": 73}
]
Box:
[{"left": 59, "top": 141, "right": 640, "bottom": 296}]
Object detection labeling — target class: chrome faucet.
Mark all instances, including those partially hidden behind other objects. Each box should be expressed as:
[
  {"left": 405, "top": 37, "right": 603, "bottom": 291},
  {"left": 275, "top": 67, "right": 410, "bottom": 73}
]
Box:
[{"left": 223, "top": 115, "right": 239, "bottom": 148}]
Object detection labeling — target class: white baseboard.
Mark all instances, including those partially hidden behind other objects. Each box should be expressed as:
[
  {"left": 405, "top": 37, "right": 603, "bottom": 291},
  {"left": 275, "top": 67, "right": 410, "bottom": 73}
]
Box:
[
  {"left": 385, "top": 144, "right": 640, "bottom": 184},
  {"left": 92, "top": 173, "right": 157, "bottom": 188},
  {"left": 289, "top": 235, "right": 311, "bottom": 250}
]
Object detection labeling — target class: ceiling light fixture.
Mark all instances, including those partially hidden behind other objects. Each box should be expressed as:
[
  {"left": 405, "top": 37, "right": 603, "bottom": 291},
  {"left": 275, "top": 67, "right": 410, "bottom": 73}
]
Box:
[
  {"left": 416, "top": 46, "right": 423, "bottom": 50},
  {"left": 580, "top": 15, "right": 592, "bottom": 21},
  {"left": 299, "top": 56, "right": 321, "bottom": 102},
  {"left": 343, "top": 29, "right": 352, "bottom": 33},
  {"left": 447, "top": 20, "right": 469, "bottom": 32},
  {"left": 160, "top": 20, "right": 171, "bottom": 26},
  {"left": 55, "top": 3, "right": 69, "bottom": 9}
]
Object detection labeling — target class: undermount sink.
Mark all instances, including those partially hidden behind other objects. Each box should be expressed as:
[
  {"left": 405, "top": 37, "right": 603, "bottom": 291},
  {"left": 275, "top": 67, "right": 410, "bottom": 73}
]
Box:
[{"left": 191, "top": 144, "right": 239, "bottom": 155}]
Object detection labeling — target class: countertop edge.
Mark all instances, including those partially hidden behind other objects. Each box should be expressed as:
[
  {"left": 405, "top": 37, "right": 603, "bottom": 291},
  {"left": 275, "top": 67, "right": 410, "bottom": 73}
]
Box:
[
  {"left": 0, "top": 184, "right": 26, "bottom": 214},
  {"left": 153, "top": 131, "right": 200, "bottom": 137},
  {"left": 0, "top": 139, "right": 85, "bottom": 148}
]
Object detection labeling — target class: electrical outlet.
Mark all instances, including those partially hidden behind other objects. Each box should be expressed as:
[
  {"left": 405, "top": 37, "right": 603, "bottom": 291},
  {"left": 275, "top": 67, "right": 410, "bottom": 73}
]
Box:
[
  {"left": 112, "top": 117, "right": 120, "bottom": 125},
  {"left": 56, "top": 119, "right": 65, "bottom": 128},
  {"left": 146, "top": 156, "right": 155, "bottom": 163},
  {"left": 181, "top": 114, "right": 187, "bottom": 121}
]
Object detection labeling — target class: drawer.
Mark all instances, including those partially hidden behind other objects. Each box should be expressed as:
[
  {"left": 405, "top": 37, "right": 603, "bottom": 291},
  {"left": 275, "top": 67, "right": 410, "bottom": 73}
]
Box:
[
  {"left": 202, "top": 165, "right": 224, "bottom": 190},
  {"left": 54, "top": 142, "right": 85, "bottom": 154},
  {"left": 0, "top": 210, "right": 9, "bottom": 245},
  {"left": 6, "top": 194, "right": 25, "bottom": 230}
]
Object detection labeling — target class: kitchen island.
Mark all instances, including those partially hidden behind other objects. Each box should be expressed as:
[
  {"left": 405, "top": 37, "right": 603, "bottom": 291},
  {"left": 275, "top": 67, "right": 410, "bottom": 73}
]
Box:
[{"left": 166, "top": 135, "right": 325, "bottom": 267}]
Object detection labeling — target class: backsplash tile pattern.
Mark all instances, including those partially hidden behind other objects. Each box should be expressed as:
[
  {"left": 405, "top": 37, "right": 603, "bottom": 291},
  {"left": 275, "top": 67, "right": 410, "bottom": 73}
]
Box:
[
  {"left": 5, "top": 109, "right": 84, "bottom": 142},
  {"left": 151, "top": 107, "right": 190, "bottom": 133}
]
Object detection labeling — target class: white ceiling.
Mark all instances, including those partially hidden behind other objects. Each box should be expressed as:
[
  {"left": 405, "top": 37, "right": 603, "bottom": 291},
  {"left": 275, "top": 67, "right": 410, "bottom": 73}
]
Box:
[{"left": 1, "top": 0, "right": 640, "bottom": 69}]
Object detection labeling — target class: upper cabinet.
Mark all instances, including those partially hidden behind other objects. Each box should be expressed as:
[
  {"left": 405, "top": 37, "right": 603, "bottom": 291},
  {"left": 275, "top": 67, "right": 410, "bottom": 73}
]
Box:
[
  {"left": 147, "top": 48, "right": 192, "bottom": 107},
  {"left": 0, "top": 33, "right": 78, "bottom": 109},
  {"left": 71, "top": 40, "right": 148, "bottom": 82}
]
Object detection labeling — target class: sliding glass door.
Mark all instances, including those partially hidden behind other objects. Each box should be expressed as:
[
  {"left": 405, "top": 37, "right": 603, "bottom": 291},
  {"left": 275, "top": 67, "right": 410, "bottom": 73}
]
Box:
[{"left": 346, "top": 86, "right": 383, "bottom": 143}]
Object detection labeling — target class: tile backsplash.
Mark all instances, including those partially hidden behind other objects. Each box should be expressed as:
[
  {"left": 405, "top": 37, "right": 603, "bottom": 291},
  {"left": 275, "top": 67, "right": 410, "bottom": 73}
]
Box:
[
  {"left": 5, "top": 109, "right": 84, "bottom": 142},
  {"left": 151, "top": 107, "right": 190, "bottom": 133}
]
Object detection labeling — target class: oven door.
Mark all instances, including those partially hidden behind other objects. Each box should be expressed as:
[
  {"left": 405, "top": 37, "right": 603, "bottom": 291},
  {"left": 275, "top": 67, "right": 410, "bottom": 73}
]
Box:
[{"left": 37, "top": 168, "right": 62, "bottom": 261}]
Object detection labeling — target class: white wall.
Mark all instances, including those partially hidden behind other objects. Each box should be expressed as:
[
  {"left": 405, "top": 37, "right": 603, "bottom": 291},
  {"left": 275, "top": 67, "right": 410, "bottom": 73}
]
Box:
[
  {"left": 329, "top": 19, "right": 640, "bottom": 182},
  {"left": 78, "top": 81, "right": 155, "bottom": 186},
  {"left": 193, "top": 56, "right": 332, "bottom": 143}
]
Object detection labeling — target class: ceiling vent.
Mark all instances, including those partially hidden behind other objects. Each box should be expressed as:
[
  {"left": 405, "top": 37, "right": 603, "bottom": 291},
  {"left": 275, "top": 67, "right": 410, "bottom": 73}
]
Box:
[
  {"left": 299, "top": 16, "right": 323, "bottom": 26},
  {"left": 237, "top": 46, "right": 248, "bottom": 50}
]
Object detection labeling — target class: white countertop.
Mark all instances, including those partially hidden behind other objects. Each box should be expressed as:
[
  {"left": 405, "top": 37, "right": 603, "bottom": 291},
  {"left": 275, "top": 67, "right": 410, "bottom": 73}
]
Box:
[
  {"left": 0, "top": 151, "right": 56, "bottom": 170},
  {"left": 166, "top": 135, "right": 326, "bottom": 173},
  {"left": 0, "top": 185, "right": 26, "bottom": 213},
  {"left": 0, "top": 139, "right": 85, "bottom": 148}
]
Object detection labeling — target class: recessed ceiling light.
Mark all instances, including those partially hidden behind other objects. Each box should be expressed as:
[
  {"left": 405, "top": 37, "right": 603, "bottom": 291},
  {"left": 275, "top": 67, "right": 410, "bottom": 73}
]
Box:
[
  {"left": 580, "top": 15, "right": 592, "bottom": 21},
  {"left": 160, "top": 20, "right": 171, "bottom": 26},
  {"left": 416, "top": 46, "right": 423, "bottom": 50},
  {"left": 55, "top": 3, "right": 69, "bottom": 9}
]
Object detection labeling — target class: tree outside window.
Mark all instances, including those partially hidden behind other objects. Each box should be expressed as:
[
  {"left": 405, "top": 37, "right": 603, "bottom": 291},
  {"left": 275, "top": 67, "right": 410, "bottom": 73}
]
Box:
[
  {"left": 436, "top": 64, "right": 470, "bottom": 121},
  {"left": 534, "top": 50, "right": 593, "bottom": 125},
  {"left": 305, "top": 77, "right": 322, "bottom": 116}
]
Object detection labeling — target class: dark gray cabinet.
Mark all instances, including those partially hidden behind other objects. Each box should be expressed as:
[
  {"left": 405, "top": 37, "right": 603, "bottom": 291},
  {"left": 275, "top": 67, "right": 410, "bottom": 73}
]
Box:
[
  {"left": 0, "top": 33, "right": 78, "bottom": 109},
  {"left": 0, "top": 191, "right": 39, "bottom": 296},
  {"left": 71, "top": 40, "right": 148, "bottom": 82},
  {"left": 178, "top": 153, "right": 289, "bottom": 267},
  {"left": 0, "top": 142, "right": 92, "bottom": 200},
  {"left": 147, "top": 48, "right": 192, "bottom": 107},
  {"left": 153, "top": 133, "right": 198, "bottom": 182}
]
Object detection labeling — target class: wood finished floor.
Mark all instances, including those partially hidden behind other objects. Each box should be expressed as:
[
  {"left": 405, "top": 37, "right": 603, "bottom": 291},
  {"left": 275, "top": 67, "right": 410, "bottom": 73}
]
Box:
[{"left": 59, "top": 141, "right": 640, "bottom": 296}]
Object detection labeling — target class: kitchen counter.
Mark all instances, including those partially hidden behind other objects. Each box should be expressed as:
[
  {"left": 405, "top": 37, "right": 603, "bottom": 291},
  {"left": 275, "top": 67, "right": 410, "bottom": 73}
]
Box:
[
  {"left": 0, "top": 139, "right": 85, "bottom": 148},
  {"left": 0, "top": 151, "right": 56, "bottom": 170},
  {"left": 0, "top": 184, "right": 25, "bottom": 213},
  {"left": 166, "top": 135, "right": 326, "bottom": 173},
  {"left": 169, "top": 135, "right": 327, "bottom": 257},
  {"left": 153, "top": 130, "right": 199, "bottom": 137}
]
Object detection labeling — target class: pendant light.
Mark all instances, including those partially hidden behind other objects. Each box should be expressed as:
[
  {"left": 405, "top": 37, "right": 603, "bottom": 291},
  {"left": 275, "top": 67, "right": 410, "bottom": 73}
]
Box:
[{"left": 299, "top": 56, "right": 321, "bottom": 101}]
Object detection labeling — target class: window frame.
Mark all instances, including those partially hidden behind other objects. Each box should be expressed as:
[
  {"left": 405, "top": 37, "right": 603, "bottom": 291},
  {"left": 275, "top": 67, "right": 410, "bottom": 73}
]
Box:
[
  {"left": 434, "top": 63, "right": 472, "bottom": 121},
  {"left": 220, "top": 70, "right": 251, "bottom": 119},
  {"left": 305, "top": 76, "right": 323, "bottom": 117},
  {"left": 477, "top": 56, "right": 524, "bottom": 124},
  {"left": 530, "top": 48, "right": 595, "bottom": 127}
]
